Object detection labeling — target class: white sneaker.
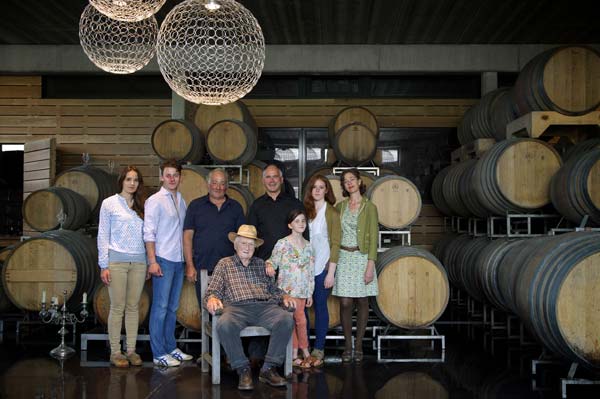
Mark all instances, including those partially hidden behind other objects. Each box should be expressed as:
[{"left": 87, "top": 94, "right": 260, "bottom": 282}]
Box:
[
  {"left": 170, "top": 348, "right": 193, "bottom": 362},
  {"left": 153, "top": 354, "right": 181, "bottom": 367}
]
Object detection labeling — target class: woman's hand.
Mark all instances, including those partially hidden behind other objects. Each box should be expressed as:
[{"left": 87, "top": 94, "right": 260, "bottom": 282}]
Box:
[
  {"left": 324, "top": 271, "right": 335, "bottom": 289},
  {"left": 265, "top": 260, "right": 275, "bottom": 277},
  {"left": 364, "top": 260, "right": 375, "bottom": 284},
  {"left": 306, "top": 297, "right": 313, "bottom": 307},
  {"left": 101, "top": 269, "right": 111, "bottom": 286}
]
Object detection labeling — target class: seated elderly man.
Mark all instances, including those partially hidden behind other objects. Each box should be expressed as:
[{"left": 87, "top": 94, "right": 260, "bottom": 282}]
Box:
[{"left": 203, "top": 224, "right": 295, "bottom": 391}]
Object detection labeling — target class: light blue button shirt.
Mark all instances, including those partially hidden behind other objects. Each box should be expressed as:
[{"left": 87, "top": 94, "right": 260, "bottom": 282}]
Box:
[
  {"left": 143, "top": 186, "right": 186, "bottom": 263},
  {"left": 97, "top": 194, "right": 146, "bottom": 269}
]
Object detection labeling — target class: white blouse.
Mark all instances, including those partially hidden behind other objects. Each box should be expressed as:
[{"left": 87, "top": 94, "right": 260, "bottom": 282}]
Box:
[{"left": 309, "top": 204, "right": 330, "bottom": 276}]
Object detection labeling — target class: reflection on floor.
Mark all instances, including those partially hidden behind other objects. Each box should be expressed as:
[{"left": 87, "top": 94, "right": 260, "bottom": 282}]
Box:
[{"left": 0, "top": 325, "right": 598, "bottom": 398}]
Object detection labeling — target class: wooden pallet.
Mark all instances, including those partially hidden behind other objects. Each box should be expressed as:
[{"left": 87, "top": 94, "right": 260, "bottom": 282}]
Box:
[
  {"left": 506, "top": 111, "right": 600, "bottom": 141},
  {"left": 451, "top": 138, "right": 496, "bottom": 164}
]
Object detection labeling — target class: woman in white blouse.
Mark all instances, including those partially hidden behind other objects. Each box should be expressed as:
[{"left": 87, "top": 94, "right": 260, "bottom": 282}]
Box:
[
  {"left": 302, "top": 174, "right": 341, "bottom": 362},
  {"left": 97, "top": 166, "right": 147, "bottom": 368}
]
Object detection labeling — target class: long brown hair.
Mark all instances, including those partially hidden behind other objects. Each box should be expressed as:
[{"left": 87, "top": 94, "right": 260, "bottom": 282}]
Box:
[
  {"left": 117, "top": 166, "right": 146, "bottom": 219},
  {"left": 303, "top": 174, "right": 336, "bottom": 220}
]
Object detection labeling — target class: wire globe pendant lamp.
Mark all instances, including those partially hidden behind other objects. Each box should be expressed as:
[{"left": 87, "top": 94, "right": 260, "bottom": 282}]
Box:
[
  {"left": 79, "top": 4, "right": 158, "bottom": 74},
  {"left": 156, "top": 0, "right": 266, "bottom": 105},
  {"left": 89, "top": 0, "right": 166, "bottom": 22}
]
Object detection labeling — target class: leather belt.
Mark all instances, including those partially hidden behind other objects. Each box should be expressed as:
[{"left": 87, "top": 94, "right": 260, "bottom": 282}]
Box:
[{"left": 340, "top": 245, "right": 360, "bottom": 252}]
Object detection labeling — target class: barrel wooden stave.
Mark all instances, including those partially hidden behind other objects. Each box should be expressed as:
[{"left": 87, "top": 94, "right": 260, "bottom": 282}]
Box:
[
  {"left": 194, "top": 101, "right": 256, "bottom": 137},
  {"left": 245, "top": 160, "right": 267, "bottom": 199},
  {"left": 226, "top": 185, "right": 255, "bottom": 216},
  {"left": 472, "top": 139, "right": 562, "bottom": 215},
  {"left": 514, "top": 46, "right": 600, "bottom": 116},
  {"left": 1, "top": 230, "right": 98, "bottom": 311},
  {"left": 179, "top": 165, "right": 210, "bottom": 206},
  {"left": 371, "top": 246, "right": 449, "bottom": 329},
  {"left": 431, "top": 166, "right": 454, "bottom": 216},
  {"left": 151, "top": 119, "right": 204, "bottom": 163},
  {"left": 176, "top": 280, "right": 202, "bottom": 331},
  {"left": 332, "top": 122, "right": 378, "bottom": 165},
  {"left": 54, "top": 166, "right": 117, "bottom": 221},
  {"left": 366, "top": 175, "right": 422, "bottom": 229},
  {"left": 206, "top": 120, "right": 257, "bottom": 166},
  {"left": 22, "top": 187, "right": 91, "bottom": 232},
  {"left": 550, "top": 148, "right": 600, "bottom": 225}
]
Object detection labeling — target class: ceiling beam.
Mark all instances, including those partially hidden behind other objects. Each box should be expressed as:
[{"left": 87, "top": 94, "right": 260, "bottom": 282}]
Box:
[{"left": 1, "top": 44, "right": 598, "bottom": 75}]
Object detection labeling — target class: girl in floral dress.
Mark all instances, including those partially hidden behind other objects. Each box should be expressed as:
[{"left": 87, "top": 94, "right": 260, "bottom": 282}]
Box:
[{"left": 266, "top": 209, "right": 320, "bottom": 368}]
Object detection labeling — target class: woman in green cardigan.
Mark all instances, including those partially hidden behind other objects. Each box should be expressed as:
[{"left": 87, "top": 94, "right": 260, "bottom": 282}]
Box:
[
  {"left": 333, "top": 169, "right": 379, "bottom": 363},
  {"left": 303, "top": 174, "right": 341, "bottom": 364}
]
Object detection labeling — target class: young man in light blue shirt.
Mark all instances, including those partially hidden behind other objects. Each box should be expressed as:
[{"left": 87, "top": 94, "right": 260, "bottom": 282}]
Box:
[{"left": 144, "top": 159, "right": 193, "bottom": 367}]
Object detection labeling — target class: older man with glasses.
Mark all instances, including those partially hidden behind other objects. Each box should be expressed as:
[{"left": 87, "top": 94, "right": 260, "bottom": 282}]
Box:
[{"left": 203, "top": 224, "right": 296, "bottom": 391}]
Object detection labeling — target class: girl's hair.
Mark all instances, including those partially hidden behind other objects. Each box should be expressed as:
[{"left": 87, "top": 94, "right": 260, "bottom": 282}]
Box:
[
  {"left": 117, "top": 165, "right": 146, "bottom": 219},
  {"left": 303, "top": 174, "right": 336, "bottom": 219},
  {"left": 287, "top": 209, "right": 307, "bottom": 225},
  {"left": 340, "top": 169, "right": 366, "bottom": 197}
]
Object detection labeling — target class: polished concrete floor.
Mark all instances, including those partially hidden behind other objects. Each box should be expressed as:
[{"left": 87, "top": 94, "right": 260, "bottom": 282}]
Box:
[{"left": 0, "top": 320, "right": 598, "bottom": 398}]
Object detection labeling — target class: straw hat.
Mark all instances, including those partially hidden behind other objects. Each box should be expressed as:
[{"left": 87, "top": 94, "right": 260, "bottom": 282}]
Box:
[{"left": 228, "top": 224, "right": 264, "bottom": 247}]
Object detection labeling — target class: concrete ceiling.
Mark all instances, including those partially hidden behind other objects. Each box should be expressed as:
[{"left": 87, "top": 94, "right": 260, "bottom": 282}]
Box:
[{"left": 0, "top": 0, "right": 598, "bottom": 45}]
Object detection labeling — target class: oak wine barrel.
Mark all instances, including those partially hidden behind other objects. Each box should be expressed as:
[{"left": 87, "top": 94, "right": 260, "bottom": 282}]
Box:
[
  {"left": 453, "top": 237, "right": 490, "bottom": 303},
  {"left": 22, "top": 187, "right": 91, "bottom": 232},
  {"left": 509, "top": 232, "right": 600, "bottom": 368},
  {"left": 0, "top": 246, "right": 15, "bottom": 313},
  {"left": 176, "top": 280, "right": 201, "bottom": 331},
  {"left": 206, "top": 120, "right": 257, "bottom": 165},
  {"left": 514, "top": 46, "right": 600, "bottom": 116},
  {"left": 563, "top": 138, "right": 600, "bottom": 162},
  {"left": 551, "top": 148, "right": 600, "bottom": 225},
  {"left": 375, "top": 372, "right": 448, "bottom": 399},
  {"left": 54, "top": 165, "right": 117, "bottom": 221},
  {"left": 472, "top": 139, "right": 562, "bottom": 215},
  {"left": 366, "top": 175, "right": 422, "bottom": 229},
  {"left": 194, "top": 100, "right": 256, "bottom": 137},
  {"left": 179, "top": 165, "right": 210, "bottom": 206},
  {"left": 474, "top": 239, "right": 524, "bottom": 312},
  {"left": 329, "top": 106, "right": 378, "bottom": 141},
  {"left": 439, "top": 234, "right": 472, "bottom": 286},
  {"left": 371, "top": 246, "right": 449, "bottom": 329},
  {"left": 93, "top": 281, "right": 152, "bottom": 327},
  {"left": 307, "top": 294, "right": 340, "bottom": 329},
  {"left": 441, "top": 162, "right": 473, "bottom": 218},
  {"left": 151, "top": 119, "right": 205, "bottom": 163},
  {"left": 431, "top": 166, "right": 453, "bottom": 216},
  {"left": 226, "top": 184, "right": 255, "bottom": 216},
  {"left": 331, "top": 122, "right": 378, "bottom": 166},
  {"left": 1, "top": 230, "right": 98, "bottom": 311},
  {"left": 245, "top": 160, "right": 267, "bottom": 199}
]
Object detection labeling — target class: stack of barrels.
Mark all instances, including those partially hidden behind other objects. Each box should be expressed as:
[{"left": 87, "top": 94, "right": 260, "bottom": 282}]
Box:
[
  {"left": 2, "top": 165, "right": 115, "bottom": 311},
  {"left": 152, "top": 101, "right": 258, "bottom": 213},
  {"left": 435, "top": 232, "right": 600, "bottom": 369},
  {"left": 458, "top": 46, "right": 600, "bottom": 145},
  {"left": 432, "top": 138, "right": 563, "bottom": 218}
]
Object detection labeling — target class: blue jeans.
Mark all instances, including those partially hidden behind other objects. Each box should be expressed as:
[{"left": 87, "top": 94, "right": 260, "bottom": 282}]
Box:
[
  {"left": 306, "top": 270, "right": 330, "bottom": 350},
  {"left": 149, "top": 256, "right": 184, "bottom": 358}
]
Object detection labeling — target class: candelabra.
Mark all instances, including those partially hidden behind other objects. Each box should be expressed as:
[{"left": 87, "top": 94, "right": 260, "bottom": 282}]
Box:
[{"left": 39, "top": 290, "right": 88, "bottom": 360}]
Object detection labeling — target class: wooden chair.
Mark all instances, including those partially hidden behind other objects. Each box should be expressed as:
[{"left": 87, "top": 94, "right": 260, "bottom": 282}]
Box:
[{"left": 199, "top": 269, "right": 293, "bottom": 384}]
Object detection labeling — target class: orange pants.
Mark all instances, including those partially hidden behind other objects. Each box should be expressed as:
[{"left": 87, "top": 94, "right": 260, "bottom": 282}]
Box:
[{"left": 292, "top": 298, "right": 309, "bottom": 350}]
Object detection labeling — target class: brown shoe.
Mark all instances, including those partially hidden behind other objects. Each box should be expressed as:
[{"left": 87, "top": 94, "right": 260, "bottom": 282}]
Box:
[
  {"left": 110, "top": 352, "right": 129, "bottom": 368},
  {"left": 259, "top": 367, "right": 287, "bottom": 387},
  {"left": 126, "top": 352, "right": 143, "bottom": 366},
  {"left": 238, "top": 368, "right": 254, "bottom": 391}
]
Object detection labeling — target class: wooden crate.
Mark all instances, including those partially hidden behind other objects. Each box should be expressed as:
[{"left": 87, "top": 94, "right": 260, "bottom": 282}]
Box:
[
  {"left": 450, "top": 138, "right": 496, "bottom": 164},
  {"left": 506, "top": 111, "right": 600, "bottom": 141}
]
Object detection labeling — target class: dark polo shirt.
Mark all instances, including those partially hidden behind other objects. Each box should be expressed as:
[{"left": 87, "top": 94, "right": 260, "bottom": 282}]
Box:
[
  {"left": 183, "top": 195, "right": 245, "bottom": 272},
  {"left": 248, "top": 192, "right": 309, "bottom": 260}
]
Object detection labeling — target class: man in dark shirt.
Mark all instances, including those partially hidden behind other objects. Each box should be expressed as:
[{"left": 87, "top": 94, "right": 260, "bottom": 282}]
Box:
[
  {"left": 204, "top": 225, "right": 295, "bottom": 391},
  {"left": 248, "top": 163, "right": 307, "bottom": 260},
  {"left": 183, "top": 168, "right": 245, "bottom": 305}
]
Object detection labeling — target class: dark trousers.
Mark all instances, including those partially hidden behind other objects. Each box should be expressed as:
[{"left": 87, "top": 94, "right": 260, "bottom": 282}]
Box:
[{"left": 216, "top": 302, "right": 293, "bottom": 370}]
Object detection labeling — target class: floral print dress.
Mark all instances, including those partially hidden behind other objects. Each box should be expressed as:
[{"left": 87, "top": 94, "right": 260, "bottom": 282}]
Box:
[{"left": 268, "top": 236, "right": 315, "bottom": 299}]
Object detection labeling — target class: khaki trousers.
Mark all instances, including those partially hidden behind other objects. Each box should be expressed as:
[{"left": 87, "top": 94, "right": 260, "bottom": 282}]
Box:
[{"left": 107, "top": 262, "right": 146, "bottom": 354}]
